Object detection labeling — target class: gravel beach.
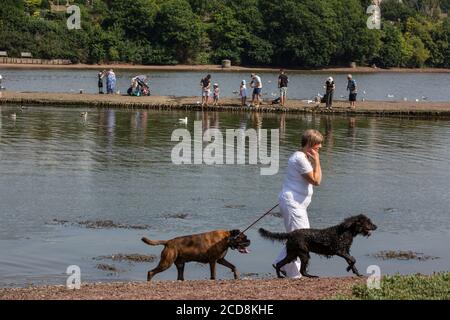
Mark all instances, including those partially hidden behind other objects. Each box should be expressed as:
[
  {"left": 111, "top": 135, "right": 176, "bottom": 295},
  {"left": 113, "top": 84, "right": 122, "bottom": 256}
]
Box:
[{"left": 0, "top": 277, "right": 365, "bottom": 300}]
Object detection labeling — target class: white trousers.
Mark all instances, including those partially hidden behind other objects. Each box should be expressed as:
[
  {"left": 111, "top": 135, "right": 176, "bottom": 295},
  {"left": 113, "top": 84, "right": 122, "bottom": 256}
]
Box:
[{"left": 274, "top": 193, "right": 311, "bottom": 278}]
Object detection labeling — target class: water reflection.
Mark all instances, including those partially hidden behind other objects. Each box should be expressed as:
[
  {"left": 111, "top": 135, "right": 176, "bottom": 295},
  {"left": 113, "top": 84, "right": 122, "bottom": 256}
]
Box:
[
  {"left": 348, "top": 117, "right": 356, "bottom": 147},
  {"left": 279, "top": 113, "right": 286, "bottom": 143}
]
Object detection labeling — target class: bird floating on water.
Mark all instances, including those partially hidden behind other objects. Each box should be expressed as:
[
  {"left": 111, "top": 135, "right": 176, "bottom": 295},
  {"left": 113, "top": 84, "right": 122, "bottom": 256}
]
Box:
[
  {"left": 179, "top": 117, "right": 188, "bottom": 124},
  {"left": 387, "top": 94, "right": 395, "bottom": 98},
  {"left": 403, "top": 97, "right": 408, "bottom": 101},
  {"left": 10, "top": 113, "right": 16, "bottom": 120}
]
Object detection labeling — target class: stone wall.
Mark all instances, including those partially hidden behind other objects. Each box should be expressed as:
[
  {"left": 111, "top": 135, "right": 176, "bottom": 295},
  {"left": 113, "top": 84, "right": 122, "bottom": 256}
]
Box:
[{"left": 0, "top": 58, "right": 72, "bottom": 65}]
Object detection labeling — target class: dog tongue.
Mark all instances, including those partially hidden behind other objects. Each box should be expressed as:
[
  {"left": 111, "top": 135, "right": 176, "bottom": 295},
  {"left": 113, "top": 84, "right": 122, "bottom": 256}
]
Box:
[{"left": 238, "top": 248, "right": 250, "bottom": 254}]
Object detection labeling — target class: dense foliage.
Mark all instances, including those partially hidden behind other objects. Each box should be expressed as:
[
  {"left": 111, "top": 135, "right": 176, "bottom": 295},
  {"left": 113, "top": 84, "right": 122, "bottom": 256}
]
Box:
[{"left": 1, "top": 0, "right": 449, "bottom": 67}]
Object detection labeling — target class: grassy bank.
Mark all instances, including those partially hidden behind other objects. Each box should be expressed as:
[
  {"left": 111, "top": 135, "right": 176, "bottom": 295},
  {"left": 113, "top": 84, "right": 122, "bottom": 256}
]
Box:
[{"left": 336, "top": 272, "right": 450, "bottom": 300}]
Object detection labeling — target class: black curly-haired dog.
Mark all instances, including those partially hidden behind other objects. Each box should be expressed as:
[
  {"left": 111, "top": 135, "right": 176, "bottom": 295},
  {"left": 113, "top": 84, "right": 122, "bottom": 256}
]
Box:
[{"left": 259, "top": 214, "right": 377, "bottom": 278}]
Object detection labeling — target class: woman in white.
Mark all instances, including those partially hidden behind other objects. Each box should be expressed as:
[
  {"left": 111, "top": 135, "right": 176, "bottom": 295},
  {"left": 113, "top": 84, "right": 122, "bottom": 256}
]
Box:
[{"left": 274, "top": 129, "right": 323, "bottom": 278}]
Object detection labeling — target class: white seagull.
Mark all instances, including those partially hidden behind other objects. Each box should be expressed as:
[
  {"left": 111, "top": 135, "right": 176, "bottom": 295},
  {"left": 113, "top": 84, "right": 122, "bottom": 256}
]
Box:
[{"left": 179, "top": 117, "right": 188, "bottom": 125}]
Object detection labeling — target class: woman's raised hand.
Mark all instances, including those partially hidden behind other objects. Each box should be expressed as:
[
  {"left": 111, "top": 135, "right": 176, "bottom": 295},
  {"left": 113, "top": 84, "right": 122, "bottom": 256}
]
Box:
[{"left": 307, "top": 148, "right": 320, "bottom": 163}]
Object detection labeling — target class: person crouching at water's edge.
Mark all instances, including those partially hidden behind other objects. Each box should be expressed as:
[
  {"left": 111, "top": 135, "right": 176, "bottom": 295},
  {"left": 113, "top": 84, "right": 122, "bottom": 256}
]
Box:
[{"left": 273, "top": 129, "right": 323, "bottom": 278}]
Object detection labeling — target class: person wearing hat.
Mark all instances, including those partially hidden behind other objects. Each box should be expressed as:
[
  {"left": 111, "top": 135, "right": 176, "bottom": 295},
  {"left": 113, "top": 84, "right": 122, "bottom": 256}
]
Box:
[
  {"left": 239, "top": 80, "right": 247, "bottom": 106},
  {"left": 325, "top": 77, "right": 335, "bottom": 110},
  {"left": 212, "top": 83, "right": 220, "bottom": 106},
  {"left": 347, "top": 74, "right": 357, "bottom": 110}
]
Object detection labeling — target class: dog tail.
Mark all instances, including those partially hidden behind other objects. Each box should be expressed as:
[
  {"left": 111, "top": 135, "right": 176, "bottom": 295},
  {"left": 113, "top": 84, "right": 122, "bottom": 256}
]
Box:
[
  {"left": 258, "top": 228, "right": 289, "bottom": 242},
  {"left": 141, "top": 237, "right": 168, "bottom": 246}
]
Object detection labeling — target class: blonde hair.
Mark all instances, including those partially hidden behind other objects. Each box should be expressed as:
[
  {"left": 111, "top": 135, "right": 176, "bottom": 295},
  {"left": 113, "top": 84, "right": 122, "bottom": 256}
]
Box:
[{"left": 301, "top": 129, "right": 324, "bottom": 148}]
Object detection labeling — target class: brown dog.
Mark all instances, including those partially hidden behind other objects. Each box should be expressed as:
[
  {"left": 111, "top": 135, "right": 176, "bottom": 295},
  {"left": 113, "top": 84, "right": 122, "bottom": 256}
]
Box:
[{"left": 141, "top": 229, "right": 250, "bottom": 281}]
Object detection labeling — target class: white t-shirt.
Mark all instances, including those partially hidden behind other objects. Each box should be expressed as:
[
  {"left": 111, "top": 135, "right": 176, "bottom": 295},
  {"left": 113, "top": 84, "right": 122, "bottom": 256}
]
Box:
[
  {"left": 280, "top": 151, "right": 313, "bottom": 199},
  {"left": 252, "top": 75, "right": 262, "bottom": 88}
]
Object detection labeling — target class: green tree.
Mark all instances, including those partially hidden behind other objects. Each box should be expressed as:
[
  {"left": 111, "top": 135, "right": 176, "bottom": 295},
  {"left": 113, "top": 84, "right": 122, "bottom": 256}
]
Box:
[
  {"left": 208, "top": 5, "right": 246, "bottom": 64},
  {"left": 430, "top": 18, "right": 450, "bottom": 67},
  {"left": 153, "top": 0, "right": 206, "bottom": 63},
  {"left": 381, "top": 0, "right": 417, "bottom": 23},
  {"left": 404, "top": 17, "right": 433, "bottom": 66},
  {"left": 24, "top": 0, "right": 42, "bottom": 14},
  {"left": 260, "top": 0, "right": 340, "bottom": 67},
  {"left": 332, "top": 0, "right": 382, "bottom": 65},
  {"left": 103, "top": 0, "right": 158, "bottom": 41},
  {"left": 405, "top": 36, "right": 430, "bottom": 67},
  {"left": 378, "top": 23, "right": 404, "bottom": 67}
]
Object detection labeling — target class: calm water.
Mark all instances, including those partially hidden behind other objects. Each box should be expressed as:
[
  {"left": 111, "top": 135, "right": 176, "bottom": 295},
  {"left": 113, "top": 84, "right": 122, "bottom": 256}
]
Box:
[
  {"left": 0, "top": 105, "right": 449, "bottom": 287},
  {"left": 2, "top": 69, "right": 450, "bottom": 102}
]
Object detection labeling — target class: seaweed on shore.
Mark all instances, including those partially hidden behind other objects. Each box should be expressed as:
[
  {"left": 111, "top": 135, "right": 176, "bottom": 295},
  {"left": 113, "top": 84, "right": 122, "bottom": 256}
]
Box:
[
  {"left": 162, "top": 213, "right": 189, "bottom": 219},
  {"left": 94, "top": 253, "right": 156, "bottom": 263},
  {"left": 48, "top": 218, "right": 151, "bottom": 230},
  {"left": 95, "top": 264, "right": 125, "bottom": 273},
  {"left": 224, "top": 204, "right": 246, "bottom": 209},
  {"left": 372, "top": 250, "right": 440, "bottom": 261}
]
